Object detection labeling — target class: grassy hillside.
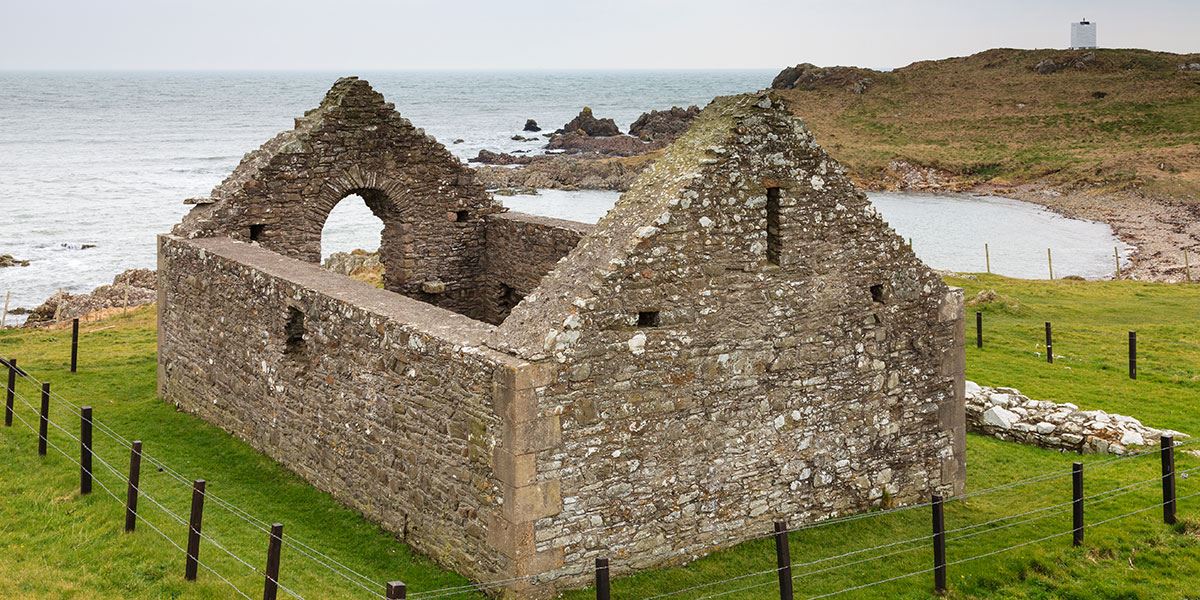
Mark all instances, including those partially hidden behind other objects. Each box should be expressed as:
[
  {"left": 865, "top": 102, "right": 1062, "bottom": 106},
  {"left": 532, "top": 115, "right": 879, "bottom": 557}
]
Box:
[
  {"left": 2, "top": 276, "right": 1200, "bottom": 598},
  {"left": 775, "top": 49, "right": 1200, "bottom": 199}
]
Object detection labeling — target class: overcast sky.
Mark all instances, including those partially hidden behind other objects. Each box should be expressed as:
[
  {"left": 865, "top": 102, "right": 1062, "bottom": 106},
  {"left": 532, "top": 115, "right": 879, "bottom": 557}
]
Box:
[{"left": 1, "top": 0, "right": 1196, "bottom": 71}]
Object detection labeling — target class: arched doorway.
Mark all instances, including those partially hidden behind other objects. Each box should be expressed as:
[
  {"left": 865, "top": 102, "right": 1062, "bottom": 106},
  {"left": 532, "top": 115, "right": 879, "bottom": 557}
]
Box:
[{"left": 320, "top": 193, "right": 387, "bottom": 288}]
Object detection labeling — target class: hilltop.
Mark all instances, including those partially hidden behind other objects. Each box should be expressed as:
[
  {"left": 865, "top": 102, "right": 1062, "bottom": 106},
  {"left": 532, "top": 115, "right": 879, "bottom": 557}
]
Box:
[{"left": 771, "top": 48, "right": 1200, "bottom": 196}]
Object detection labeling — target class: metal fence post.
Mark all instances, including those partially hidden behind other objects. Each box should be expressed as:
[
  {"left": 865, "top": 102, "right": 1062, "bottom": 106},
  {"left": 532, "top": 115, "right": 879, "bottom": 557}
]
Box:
[
  {"left": 975, "top": 312, "right": 983, "bottom": 349},
  {"left": 1162, "top": 436, "right": 1177, "bottom": 525},
  {"left": 1045, "top": 322, "right": 1053, "bottom": 364},
  {"left": 1129, "top": 331, "right": 1137, "bottom": 380},
  {"left": 774, "top": 521, "right": 793, "bottom": 600},
  {"left": 80, "top": 406, "right": 93, "bottom": 495},
  {"left": 596, "top": 557, "right": 610, "bottom": 600},
  {"left": 185, "top": 479, "right": 206, "bottom": 581},
  {"left": 125, "top": 440, "right": 143, "bottom": 532},
  {"left": 4, "top": 358, "right": 15, "bottom": 427},
  {"left": 386, "top": 581, "right": 407, "bottom": 599},
  {"left": 38, "top": 383, "right": 50, "bottom": 456},
  {"left": 1072, "top": 462, "right": 1084, "bottom": 546},
  {"left": 70, "top": 318, "right": 79, "bottom": 373},
  {"left": 263, "top": 523, "right": 284, "bottom": 600},
  {"left": 932, "top": 495, "right": 946, "bottom": 594}
]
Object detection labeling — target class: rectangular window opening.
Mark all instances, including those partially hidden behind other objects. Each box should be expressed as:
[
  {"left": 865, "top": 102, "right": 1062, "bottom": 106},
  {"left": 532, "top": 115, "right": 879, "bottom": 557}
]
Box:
[
  {"left": 871, "top": 284, "right": 886, "bottom": 304},
  {"left": 285, "top": 307, "right": 306, "bottom": 354},
  {"left": 249, "top": 224, "right": 266, "bottom": 242},
  {"left": 766, "top": 187, "right": 781, "bottom": 265},
  {"left": 455, "top": 210, "right": 470, "bottom": 222},
  {"left": 637, "top": 311, "right": 661, "bottom": 328}
]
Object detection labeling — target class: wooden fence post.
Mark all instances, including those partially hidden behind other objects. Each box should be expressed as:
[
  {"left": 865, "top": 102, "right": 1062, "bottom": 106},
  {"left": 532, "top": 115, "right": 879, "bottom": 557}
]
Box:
[
  {"left": 1162, "top": 436, "right": 1177, "bottom": 525},
  {"left": 126, "top": 441, "right": 142, "bottom": 532},
  {"left": 1045, "top": 322, "right": 1053, "bottom": 364},
  {"left": 185, "top": 480, "right": 206, "bottom": 581},
  {"left": 1185, "top": 249, "right": 1192, "bottom": 283},
  {"left": 596, "top": 557, "right": 610, "bottom": 600},
  {"left": 4, "top": 358, "right": 15, "bottom": 427},
  {"left": 1114, "top": 247, "right": 1121, "bottom": 279},
  {"left": 70, "top": 318, "right": 79, "bottom": 373},
  {"left": 985, "top": 243, "right": 991, "bottom": 274},
  {"left": 1072, "top": 462, "right": 1084, "bottom": 546},
  {"left": 1128, "top": 331, "right": 1137, "bottom": 380},
  {"left": 774, "top": 521, "right": 793, "bottom": 600},
  {"left": 386, "top": 581, "right": 407, "bottom": 599},
  {"left": 932, "top": 495, "right": 947, "bottom": 594},
  {"left": 38, "top": 383, "right": 50, "bottom": 456},
  {"left": 80, "top": 406, "right": 93, "bottom": 495},
  {"left": 263, "top": 523, "right": 284, "bottom": 600},
  {"left": 1047, "top": 248, "right": 1054, "bottom": 280}
]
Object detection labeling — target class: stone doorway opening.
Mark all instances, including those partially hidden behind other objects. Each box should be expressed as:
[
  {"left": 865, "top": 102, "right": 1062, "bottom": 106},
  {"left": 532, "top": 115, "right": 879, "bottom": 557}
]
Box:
[{"left": 321, "top": 192, "right": 387, "bottom": 288}]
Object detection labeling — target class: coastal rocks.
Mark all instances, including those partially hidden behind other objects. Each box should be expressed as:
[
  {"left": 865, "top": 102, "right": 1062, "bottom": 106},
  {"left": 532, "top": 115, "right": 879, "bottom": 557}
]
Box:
[
  {"left": 323, "top": 250, "right": 384, "bottom": 287},
  {"left": 877, "top": 160, "right": 968, "bottom": 192},
  {"left": 771, "top": 63, "right": 876, "bottom": 94},
  {"left": 523, "top": 119, "right": 541, "bottom": 132},
  {"left": 0, "top": 254, "right": 30, "bottom": 268},
  {"left": 23, "top": 268, "right": 157, "bottom": 326},
  {"left": 545, "top": 132, "right": 657, "bottom": 157},
  {"left": 965, "top": 381, "right": 1187, "bottom": 454},
  {"left": 629, "top": 106, "right": 701, "bottom": 142},
  {"left": 473, "top": 156, "right": 646, "bottom": 191},
  {"left": 469, "top": 149, "right": 536, "bottom": 165},
  {"left": 554, "top": 107, "right": 620, "bottom": 137},
  {"left": 1034, "top": 52, "right": 1097, "bottom": 75}
]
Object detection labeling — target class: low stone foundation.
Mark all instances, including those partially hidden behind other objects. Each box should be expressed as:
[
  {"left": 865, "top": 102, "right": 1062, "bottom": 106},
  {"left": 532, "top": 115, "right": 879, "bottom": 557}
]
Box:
[{"left": 966, "top": 381, "right": 1187, "bottom": 453}]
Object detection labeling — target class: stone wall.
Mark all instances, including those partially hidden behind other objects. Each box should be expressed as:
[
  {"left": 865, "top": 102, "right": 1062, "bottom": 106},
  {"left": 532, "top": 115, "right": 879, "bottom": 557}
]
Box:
[
  {"left": 172, "top": 77, "right": 503, "bottom": 320},
  {"left": 494, "top": 92, "right": 966, "bottom": 588},
  {"left": 158, "top": 81, "right": 966, "bottom": 598},
  {"left": 157, "top": 235, "right": 539, "bottom": 584},
  {"left": 966, "top": 381, "right": 1187, "bottom": 454},
  {"left": 479, "top": 213, "right": 593, "bottom": 324}
]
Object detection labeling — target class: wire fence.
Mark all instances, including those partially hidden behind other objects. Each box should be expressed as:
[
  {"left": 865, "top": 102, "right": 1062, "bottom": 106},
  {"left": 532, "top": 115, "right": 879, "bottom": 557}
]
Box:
[{"left": 1, "top": 354, "right": 1195, "bottom": 600}]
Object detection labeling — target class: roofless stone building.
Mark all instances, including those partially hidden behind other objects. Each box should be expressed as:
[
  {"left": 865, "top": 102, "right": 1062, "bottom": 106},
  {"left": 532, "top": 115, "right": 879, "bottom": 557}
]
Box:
[{"left": 158, "top": 77, "right": 966, "bottom": 596}]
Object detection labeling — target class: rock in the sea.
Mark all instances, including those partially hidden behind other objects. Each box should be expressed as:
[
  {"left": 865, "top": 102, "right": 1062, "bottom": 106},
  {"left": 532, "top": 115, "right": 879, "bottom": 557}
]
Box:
[
  {"left": 523, "top": 119, "right": 541, "bottom": 132},
  {"left": 23, "top": 268, "right": 157, "bottom": 326},
  {"left": 468, "top": 149, "right": 535, "bottom": 165},
  {"left": 771, "top": 63, "right": 875, "bottom": 94},
  {"left": 555, "top": 107, "right": 620, "bottom": 137},
  {"left": 546, "top": 132, "right": 656, "bottom": 157},
  {"left": 629, "top": 106, "right": 700, "bottom": 142},
  {"left": 0, "top": 254, "right": 30, "bottom": 268}
]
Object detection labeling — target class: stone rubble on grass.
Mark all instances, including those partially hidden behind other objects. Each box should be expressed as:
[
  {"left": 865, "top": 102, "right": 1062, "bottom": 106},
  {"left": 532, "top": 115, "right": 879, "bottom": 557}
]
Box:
[{"left": 965, "top": 381, "right": 1187, "bottom": 454}]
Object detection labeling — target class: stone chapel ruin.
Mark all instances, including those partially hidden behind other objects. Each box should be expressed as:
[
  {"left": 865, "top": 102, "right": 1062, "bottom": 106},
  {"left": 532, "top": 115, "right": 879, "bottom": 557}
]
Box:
[{"left": 158, "top": 77, "right": 966, "bottom": 596}]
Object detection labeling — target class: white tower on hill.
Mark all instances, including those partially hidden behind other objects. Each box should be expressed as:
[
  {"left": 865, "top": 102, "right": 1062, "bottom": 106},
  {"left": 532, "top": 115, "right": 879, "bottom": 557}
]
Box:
[{"left": 1071, "top": 19, "right": 1097, "bottom": 49}]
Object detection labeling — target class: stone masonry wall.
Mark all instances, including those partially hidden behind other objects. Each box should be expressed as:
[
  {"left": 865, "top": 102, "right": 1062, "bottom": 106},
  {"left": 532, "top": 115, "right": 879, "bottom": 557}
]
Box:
[
  {"left": 478, "top": 213, "right": 593, "bottom": 325},
  {"left": 172, "top": 77, "right": 503, "bottom": 320},
  {"left": 156, "top": 234, "right": 537, "bottom": 583},
  {"left": 494, "top": 92, "right": 965, "bottom": 589}
]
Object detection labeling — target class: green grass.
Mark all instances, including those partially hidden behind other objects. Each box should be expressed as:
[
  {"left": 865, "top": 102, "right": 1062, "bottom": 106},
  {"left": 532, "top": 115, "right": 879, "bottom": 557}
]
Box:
[
  {"left": 0, "top": 310, "right": 479, "bottom": 600},
  {"left": 2, "top": 276, "right": 1200, "bottom": 598}
]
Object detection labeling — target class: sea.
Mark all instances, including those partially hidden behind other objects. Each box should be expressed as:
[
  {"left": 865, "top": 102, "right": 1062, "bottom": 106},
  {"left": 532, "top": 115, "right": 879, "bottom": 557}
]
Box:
[{"left": 0, "top": 71, "right": 1130, "bottom": 322}]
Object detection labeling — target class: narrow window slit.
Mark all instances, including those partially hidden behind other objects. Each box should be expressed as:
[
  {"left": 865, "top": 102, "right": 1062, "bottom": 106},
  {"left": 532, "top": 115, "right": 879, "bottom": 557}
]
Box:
[
  {"left": 637, "top": 311, "right": 661, "bottom": 327},
  {"left": 285, "top": 307, "right": 306, "bottom": 354},
  {"left": 766, "top": 187, "right": 781, "bottom": 265}
]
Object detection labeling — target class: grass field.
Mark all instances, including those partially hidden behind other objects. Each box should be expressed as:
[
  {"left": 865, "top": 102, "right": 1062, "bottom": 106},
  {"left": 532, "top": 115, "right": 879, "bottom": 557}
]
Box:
[
  {"left": 1, "top": 275, "right": 1199, "bottom": 599},
  {"left": 775, "top": 49, "right": 1200, "bottom": 199}
]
